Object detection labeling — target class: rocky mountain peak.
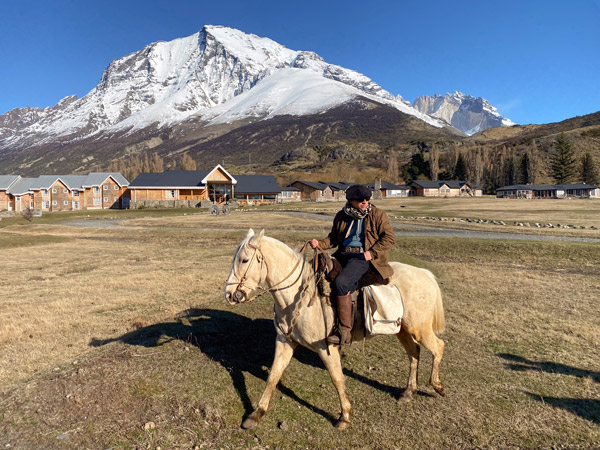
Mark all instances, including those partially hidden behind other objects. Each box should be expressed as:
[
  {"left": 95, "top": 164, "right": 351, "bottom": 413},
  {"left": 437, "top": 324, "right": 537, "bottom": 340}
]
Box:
[{"left": 412, "top": 91, "right": 514, "bottom": 135}]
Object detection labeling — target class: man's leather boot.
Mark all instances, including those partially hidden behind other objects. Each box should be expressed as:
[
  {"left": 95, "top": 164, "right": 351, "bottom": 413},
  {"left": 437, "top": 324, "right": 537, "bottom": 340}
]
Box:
[{"left": 327, "top": 293, "right": 354, "bottom": 345}]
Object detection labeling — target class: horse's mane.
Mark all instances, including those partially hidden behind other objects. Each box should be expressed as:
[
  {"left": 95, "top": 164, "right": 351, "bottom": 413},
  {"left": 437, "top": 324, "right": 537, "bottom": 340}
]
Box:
[{"left": 263, "top": 236, "right": 319, "bottom": 300}]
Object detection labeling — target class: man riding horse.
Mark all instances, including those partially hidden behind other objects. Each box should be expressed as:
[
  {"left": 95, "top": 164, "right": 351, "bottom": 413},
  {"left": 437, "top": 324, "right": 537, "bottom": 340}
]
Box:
[{"left": 310, "top": 184, "right": 396, "bottom": 345}]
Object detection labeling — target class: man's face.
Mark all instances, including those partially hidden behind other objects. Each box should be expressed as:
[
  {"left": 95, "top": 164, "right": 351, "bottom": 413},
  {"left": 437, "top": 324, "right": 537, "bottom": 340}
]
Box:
[{"left": 350, "top": 198, "right": 370, "bottom": 211}]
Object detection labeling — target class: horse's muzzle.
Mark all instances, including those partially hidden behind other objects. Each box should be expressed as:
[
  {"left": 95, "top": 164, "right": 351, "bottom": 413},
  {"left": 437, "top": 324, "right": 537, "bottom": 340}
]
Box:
[{"left": 226, "top": 289, "right": 246, "bottom": 305}]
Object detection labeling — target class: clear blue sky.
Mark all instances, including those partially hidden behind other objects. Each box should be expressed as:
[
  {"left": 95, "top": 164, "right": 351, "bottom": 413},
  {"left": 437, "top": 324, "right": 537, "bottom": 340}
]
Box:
[{"left": 1, "top": 0, "right": 599, "bottom": 125}]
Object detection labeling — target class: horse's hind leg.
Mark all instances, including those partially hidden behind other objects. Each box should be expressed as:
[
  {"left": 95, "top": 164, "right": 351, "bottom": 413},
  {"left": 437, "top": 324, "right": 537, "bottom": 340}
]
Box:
[
  {"left": 242, "top": 336, "right": 298, "bottom": 429},
  {"left": 317, "top": 345, "right": 352, "bottom": 429},
  {"left": 396, "top": 328, "right": 420, "bottom": 402},
  {"left": 419, "top": 326, "right": 445, "bottom": 396}
]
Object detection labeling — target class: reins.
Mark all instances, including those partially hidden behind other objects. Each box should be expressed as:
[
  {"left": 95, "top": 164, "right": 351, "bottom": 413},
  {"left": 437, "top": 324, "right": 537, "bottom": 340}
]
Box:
[
  {"left": 227, "top": 241, "right": 311, "bottom": 304},
  {"left": 228, "top": 239, "right": 331, "bottom": 352}
]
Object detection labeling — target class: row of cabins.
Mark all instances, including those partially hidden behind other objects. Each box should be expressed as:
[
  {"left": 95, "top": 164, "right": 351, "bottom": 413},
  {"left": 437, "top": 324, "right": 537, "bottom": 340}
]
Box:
[
  {"left": 0, "top": 173, "right": 129, "bottom": 212},
  {"left": 496, "top": 184, "right": 599, "bottom": 199},
  {"left": 5, "top": 164, "right": 595, "bottom": 214},
  {"left": 286, "top": 179, "right": 481, "bottom": 200}
]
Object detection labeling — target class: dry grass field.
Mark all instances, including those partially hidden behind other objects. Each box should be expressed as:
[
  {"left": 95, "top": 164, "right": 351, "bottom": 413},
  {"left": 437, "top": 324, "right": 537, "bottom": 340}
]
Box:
[{"left": 0, "top": 199, "right": 599, "bottom": 448}]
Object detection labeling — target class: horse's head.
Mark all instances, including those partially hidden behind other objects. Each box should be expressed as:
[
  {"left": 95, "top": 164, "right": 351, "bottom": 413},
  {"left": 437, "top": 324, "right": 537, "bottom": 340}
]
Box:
[{"left": 225, "top": 228, "right": 267, "bottom": 305}]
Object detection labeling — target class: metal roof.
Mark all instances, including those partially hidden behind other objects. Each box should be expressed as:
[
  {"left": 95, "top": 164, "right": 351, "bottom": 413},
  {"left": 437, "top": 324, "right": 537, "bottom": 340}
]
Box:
[
  {"left": 0, "top": 175, "right": 20, "bottom": 190},
  {"left": 234, "top": 175, "right": 281, "bottom": 194},
  {"left": 411, "top": 180, "right": 468, "bottom": 188},
  {"left": 292, "top": 180, "right": 355, "bottom": 191},
  {"left": 7, "top": 178, "right": 38, "bottom": 195},
  {"left": 129, "top": 170, "right": 211, "bottom": 188},
  {"left": 84, "top": 172, "right": 130, "bottom": 187},
  {"left": 368, "top": 181, "right": 411, "bottom": 190}
]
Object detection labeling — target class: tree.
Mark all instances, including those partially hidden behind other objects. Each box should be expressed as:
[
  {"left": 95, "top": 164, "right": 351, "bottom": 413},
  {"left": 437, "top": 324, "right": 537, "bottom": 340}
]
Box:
[
  {"left": 402, "top": 151, "right": 429, "bottom": 183},
  {"left": 504, "top": 156, "right": 516, "bottom": 186},
  {"left": 142, "top": 153, "right": 151, "bottom": 173},
  {"left": 519, "top": 153, "right": 532, "bottom": 184},
  {"left": 580, "top": 153, "right": 599, "bottom": 185},
  {"left": 150, "top": 152, "right": 164, "bottom": 173},
  {"left": 550, "top": 133, "right": 577, "bottom": 184},
  {"left": 180, "top": 153, "right": 197, "bottom": 171},
  {"left": 453, "top": 153, "right": 467, "bottom": 180},
  {"left": 428, "top": 145, "right": 440, "bottom": 181},
  {"left": 386, "top": 148, "right": 399, "bottom": 183}
]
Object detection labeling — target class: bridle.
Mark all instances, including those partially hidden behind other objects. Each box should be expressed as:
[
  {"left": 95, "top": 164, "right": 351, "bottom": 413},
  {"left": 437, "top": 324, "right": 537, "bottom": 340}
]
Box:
[
  {"left": 226, "top": 239, "right": 331, "bottom": 350},
  {"left": 226, "top": 241, "right": 310, "bottom": 305}
]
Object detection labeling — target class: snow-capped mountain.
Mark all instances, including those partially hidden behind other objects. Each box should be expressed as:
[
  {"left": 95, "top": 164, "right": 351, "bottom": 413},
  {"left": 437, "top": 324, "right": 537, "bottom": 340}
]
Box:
[
  {"left": 0, "top": 25, "right": 446, "bottom": 152},
  {"left": 412, "top": 91, "right": 514, "bottom": 135}
]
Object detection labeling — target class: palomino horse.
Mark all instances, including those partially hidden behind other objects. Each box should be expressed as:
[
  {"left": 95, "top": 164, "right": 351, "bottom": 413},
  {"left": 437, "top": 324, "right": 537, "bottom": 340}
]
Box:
[{"left": 225, "top": 229, "right": 445, "bottom": 429}]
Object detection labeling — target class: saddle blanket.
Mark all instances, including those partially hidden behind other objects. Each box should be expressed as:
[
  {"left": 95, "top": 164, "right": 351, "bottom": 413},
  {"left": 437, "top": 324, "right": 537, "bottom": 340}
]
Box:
[{"left": 362, "top": 284, "right": 404, "bottom": 335}]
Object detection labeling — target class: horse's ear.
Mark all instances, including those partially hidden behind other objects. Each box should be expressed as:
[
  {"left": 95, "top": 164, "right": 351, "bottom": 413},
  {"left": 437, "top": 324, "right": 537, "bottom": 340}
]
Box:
[
  {"left": 249, "top": 228, "right": 265, "bottom": 248},
  {"left": 245, "top": 228, "right": 255, "bottom": 240}
]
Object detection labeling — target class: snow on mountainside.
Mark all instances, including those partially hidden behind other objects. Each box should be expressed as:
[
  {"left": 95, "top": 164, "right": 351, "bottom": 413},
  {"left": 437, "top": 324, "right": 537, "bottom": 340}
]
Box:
[
  {"left": 0, "top": 25, "right": 445, "bottom": 151},
  {"left": 412, "top": 91, "right": 514, "bottom": 135}
]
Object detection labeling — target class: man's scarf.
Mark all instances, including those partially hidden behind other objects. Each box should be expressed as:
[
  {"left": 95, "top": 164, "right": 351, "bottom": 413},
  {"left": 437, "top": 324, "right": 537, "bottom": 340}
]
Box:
[{"left": 343, "top": 202, "right": 371, "bottom": 220}]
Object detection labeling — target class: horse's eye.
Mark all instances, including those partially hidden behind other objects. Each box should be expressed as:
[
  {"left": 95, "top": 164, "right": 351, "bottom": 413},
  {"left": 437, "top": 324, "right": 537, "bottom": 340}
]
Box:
[{"left": 241, "top": 258, "right": 249, "bottom": 264}]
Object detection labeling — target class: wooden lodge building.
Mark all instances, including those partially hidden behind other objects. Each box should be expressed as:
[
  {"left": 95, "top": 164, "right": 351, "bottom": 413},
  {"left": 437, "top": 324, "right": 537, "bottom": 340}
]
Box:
[
  {"left": 126, "top": 165, "right": 283, "bottom": 207},
  {"left": 0, "top": 172, "right": 129, "bottom": 212},
  {"left": 496, "top": 184, "right": 600, "bottom": 199}
]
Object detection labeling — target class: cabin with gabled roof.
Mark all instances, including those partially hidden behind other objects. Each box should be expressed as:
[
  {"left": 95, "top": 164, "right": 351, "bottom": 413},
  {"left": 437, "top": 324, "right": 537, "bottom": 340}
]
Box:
[{"left": 126, "top": 165, "right": 282, "bottom": 208}]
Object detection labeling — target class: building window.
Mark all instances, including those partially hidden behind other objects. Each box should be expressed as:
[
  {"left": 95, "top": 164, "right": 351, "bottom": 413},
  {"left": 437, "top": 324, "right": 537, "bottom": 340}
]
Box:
[
  {"left": 93, "top": 198, "right": 101, "bottom": 205},
  {"left": 16, "top": 197, "right": 21, "bottom": 202},
  {"left": 30, "top": 193, "right": 34, "bottom": 200},
  {"left": 103, "top": 197, "right": 108, "bottom": 202},
  {"left": 52, "top": 200, "right": 57, "bottom": 206},
  {"left": 52, "top": 188, "right": 57, "bottom": 193},
  {"left": 73, "top": 191, "right": 80, "bottom": 197},
  {"left": 93, "top": 187, "right": 100, "bottom": 194},
  {"left": 73, "top": 201, "right": 80, "bottom": 209},
  {"left": 42, "top": 189, "right": 49, "bottom": 196},
  {"left": 63, "top": 188, "right": 68, "bottom": 193},
  {"left": 30, "top": 202, "right": 34, "bottom": 208},
  {"left": 103, "top": 185, "right": 108, "bottom": 190},
  {"left": 43, "top": 201, "right": 50, "bottom": 209},
  {"left": 114, "top": 197, "right": 119, "bottom": 203},
  {"left": 114, "top": 185, "right": 119, "bottom": 190},
  {"left": 165, "top": 190, "right": 175, "bottom": 199},
  {"left": 64, "top": 200, "right": 68, "bottom": 205}
]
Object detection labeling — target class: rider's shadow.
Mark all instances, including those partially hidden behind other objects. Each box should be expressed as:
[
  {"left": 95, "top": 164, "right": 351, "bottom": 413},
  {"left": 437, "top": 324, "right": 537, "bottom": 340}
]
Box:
[{"left": 90, "top": 308, "right": 342, "bottom": 423}]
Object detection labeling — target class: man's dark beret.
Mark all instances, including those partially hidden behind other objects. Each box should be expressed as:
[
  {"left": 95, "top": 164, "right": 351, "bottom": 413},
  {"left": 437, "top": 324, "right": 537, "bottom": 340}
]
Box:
[{"left": 345, "top": 184, "right": 372, "bottom": 201}]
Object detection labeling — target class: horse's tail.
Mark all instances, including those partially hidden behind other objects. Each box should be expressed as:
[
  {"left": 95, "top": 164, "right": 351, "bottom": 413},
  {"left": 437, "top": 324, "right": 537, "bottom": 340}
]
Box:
[{"left": 424, "top": 269, "right": 445, "bottom": 334}]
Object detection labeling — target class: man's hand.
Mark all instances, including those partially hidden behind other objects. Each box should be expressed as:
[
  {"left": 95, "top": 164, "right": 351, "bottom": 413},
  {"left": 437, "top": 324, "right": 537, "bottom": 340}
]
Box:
[
  {"left": 309, "top": 239, "right": 319, "bottom": 249},
  {"left": 363, "top": 250, "right": 372, "bottom": 261}
]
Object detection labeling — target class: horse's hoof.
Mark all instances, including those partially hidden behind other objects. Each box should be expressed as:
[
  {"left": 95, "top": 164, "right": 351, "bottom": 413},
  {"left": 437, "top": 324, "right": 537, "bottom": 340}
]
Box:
[
  {"left": 432, "top": 383, "right": 446, "bottom": 397},
  {"left": 241, "top": 417, "right": 259, "bottom": 430},
  {"left": 399, "top": 392, "right": 414, "bottom": 403},
  {"left": 335, "top": 419, "right": 350, "bottom": 430}
]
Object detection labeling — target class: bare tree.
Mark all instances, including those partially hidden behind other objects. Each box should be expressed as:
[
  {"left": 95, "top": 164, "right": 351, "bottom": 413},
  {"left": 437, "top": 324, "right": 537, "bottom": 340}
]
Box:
[
  {"left": 22, "top": 207, "right": 35, "bottom": 223},
  {"left": 150, "top": 152, "right": 164, "bottom": 173},
  {"left": 428, "top": 144, "right": 440, "bottom": 181},
  {"left": 180, "top": 153, "right": 197, "bottom": 170},
  {"left": 386, "top": 148, "right": 399, "bottom": 183},
  {"left": 142, "top": 153, "right": 151, "bottom": 173}
]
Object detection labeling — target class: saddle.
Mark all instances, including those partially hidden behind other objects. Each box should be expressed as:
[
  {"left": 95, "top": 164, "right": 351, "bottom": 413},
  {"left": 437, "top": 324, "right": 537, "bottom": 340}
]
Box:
[{"left": 314, "top": 252, "right": 390, "bottom": 342}]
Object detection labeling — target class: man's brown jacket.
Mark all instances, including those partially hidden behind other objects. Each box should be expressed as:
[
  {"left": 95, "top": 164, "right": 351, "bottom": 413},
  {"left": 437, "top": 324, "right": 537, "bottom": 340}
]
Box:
[{"left": 317, "top": 204, "right": 396, "bottom": 279}]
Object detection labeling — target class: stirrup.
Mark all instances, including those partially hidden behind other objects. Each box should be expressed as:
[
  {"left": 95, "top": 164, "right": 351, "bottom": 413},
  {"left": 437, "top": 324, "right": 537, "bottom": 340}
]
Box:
[{"left": 327, "top": 327, "right": 351, "bottom": 345}]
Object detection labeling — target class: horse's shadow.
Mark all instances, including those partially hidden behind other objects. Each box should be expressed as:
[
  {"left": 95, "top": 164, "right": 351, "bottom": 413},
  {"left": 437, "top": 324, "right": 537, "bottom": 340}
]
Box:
[
  {"left": 90, "top": 308, "right": 410, "bottom": 424},
  {"left": 498, "top": 353, "right": 599, "bottom": 424},
  {"left": 498, "top": 353, "right": 600, "bottom": 382}
]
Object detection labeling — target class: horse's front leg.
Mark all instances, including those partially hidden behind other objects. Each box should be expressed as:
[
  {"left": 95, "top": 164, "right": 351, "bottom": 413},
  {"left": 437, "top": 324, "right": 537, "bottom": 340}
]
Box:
[
  {"left": 242, "top": 334, "right": 297, "bottom": 429},
  {"left": 317, "top": 345, "right": 352, "bottom": 429}
]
